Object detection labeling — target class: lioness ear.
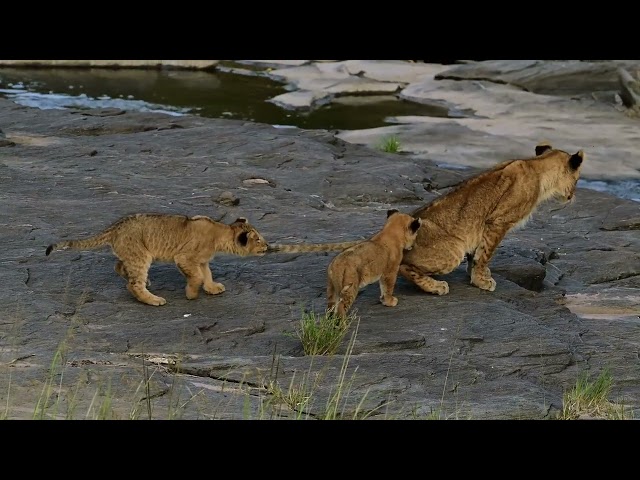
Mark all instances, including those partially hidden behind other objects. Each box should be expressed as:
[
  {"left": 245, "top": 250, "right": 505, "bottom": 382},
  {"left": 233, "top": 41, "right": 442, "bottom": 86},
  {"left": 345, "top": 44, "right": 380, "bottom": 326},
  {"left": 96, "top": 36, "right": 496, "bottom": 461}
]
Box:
[
  {"left": 387, "top": 209, "right": 399, "bottom": 218},
  {"left": 237, "top": 231, "right": 249, "bottom": 246},
  {"left": 233, "top": 217, "right": 248, "bottom": 224},
  {"left": 569, "top": 150, "right": 584, "bottom": 170},
  {"left": 410, "top": 218, "right": 422, "bottom": 233},
  {"left": 535, "top": 143, "right": 552, "bottom": 156}
]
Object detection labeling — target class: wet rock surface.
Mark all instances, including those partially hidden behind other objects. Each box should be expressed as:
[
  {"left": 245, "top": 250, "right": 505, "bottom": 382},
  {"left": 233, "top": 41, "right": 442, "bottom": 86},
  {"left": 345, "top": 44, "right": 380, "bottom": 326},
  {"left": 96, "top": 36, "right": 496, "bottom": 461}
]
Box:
[
  {"left": 234, "top": 60, "right": 640, "bottom": 186},
  {"left": 0, "top": 64, "right": 639, "bottom": 419}
]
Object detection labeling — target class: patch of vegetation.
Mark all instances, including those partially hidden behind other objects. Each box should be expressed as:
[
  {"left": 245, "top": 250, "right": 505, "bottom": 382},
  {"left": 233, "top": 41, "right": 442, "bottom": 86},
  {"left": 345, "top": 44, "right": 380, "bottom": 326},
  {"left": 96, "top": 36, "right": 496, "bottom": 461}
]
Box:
[
  {"left": 294, "top": 310, "right": 355, "bottom": 356},
  {"left": 265, "top": 370, "right": 313, "bottom": 414},
  {"left": 260, "top": 318, "right": 389, "bottom": 420},
  {"left": 378, "top": 135, "right": 401, "bottom": 153},
  {"left": 560, "top": 369, "right": 630, "bottom": 420}
]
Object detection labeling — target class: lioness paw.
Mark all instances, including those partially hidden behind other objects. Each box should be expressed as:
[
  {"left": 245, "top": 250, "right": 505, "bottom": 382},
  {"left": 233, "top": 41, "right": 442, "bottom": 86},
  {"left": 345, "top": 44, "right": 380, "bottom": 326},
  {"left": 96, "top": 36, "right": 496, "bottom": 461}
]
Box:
[
  {"left": 471, "top": 276, "right": 496, "bottom": 292},
  {"left": 433, "top": 280, "right": 449, "bottom": 295}
]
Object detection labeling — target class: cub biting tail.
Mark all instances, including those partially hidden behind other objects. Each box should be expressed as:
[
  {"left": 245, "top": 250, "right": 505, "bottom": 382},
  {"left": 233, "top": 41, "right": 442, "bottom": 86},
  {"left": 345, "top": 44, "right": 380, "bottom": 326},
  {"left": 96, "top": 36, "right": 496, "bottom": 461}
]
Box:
[
  {"left": 327, "top": 209, "right": 422, "bottom": 318},
  {"left": 46, "top": 214, "right": 268, "bottom": 306},
  {"left": 400, "top": 142, "right": 585, "bottom": 295}
]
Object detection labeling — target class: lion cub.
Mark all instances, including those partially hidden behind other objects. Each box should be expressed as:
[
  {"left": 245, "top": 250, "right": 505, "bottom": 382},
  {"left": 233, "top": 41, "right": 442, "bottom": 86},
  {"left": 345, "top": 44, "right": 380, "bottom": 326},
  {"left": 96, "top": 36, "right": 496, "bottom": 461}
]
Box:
[
  {"left": 327, "top": 209, "right": 422, "bottom": 318},
  {"left": 46, "top": 214, "right": 269, "bottom": 306}
]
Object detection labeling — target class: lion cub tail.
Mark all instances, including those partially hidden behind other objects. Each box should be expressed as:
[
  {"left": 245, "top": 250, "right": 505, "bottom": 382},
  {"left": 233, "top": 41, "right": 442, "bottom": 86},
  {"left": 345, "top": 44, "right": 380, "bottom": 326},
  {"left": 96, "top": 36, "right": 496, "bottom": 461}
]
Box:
[
  {"left": 267, "top": 240, "right": 362, "bottom": 253},
  {"left": 45, "top": 230, "right": 114, "bottom": 256}
]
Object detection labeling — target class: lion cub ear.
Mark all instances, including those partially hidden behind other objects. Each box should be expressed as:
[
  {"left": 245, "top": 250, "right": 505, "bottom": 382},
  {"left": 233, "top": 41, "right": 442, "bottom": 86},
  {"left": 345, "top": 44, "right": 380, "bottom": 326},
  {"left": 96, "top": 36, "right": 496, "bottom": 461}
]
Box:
[
  {"left": 535, "top": 143, "right": 553, "bottom": 156},
  {"left": 231, "top": 217, "right": 248, "bottom": 227},
  {"left": 237, "top": 231, "right": 249, "bottom": 246},
  {"left": 409, "top": 217, "right": 422, "bottom": 233},
  {"left": 569, "top": 150, "right": 584, "bottom": 170},
  {"left": 387, "top": 209, "right": 399, "bottom": 218}
]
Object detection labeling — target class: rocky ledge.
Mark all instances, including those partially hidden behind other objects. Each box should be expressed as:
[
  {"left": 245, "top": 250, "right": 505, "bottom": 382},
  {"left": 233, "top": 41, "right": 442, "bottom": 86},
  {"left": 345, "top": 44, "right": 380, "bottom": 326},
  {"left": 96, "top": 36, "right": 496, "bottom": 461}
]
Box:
[{"left": 0, "top": 92, "right": 638, "bottom": 419}]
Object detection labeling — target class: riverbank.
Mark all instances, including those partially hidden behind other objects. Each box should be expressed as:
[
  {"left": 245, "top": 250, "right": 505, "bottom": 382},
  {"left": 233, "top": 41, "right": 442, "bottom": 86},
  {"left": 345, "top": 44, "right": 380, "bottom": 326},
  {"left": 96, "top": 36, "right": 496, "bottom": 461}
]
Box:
[{"left": 2, "top": 60, "right": 640, "bottom": 202}]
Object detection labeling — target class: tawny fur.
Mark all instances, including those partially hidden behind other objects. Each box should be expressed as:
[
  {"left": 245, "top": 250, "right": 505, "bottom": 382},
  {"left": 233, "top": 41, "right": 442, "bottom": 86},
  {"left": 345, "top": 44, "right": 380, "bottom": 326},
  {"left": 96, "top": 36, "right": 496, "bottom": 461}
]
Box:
[
  {"left": 327, "top": 210, "right": 422, "bottom": 318},
  {"left": 267, "top": 240, "right": 362, "bottom": 253},
  {"left": 400, "top": 143, "right": 585, "bottom": 295},
  {"left": 46, "top": 214, "right": 269, "bottom": 306}
]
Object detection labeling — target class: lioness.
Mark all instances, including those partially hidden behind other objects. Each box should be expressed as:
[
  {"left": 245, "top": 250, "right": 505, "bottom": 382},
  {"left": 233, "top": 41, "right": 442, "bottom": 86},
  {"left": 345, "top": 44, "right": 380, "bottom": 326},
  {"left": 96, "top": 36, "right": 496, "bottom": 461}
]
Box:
[
  {"left": 46, "top": 214, "right": 269, "bottom": 306},
  {"left": 327, "top": 209, "right": 422, "bottom": 318},
  {"left": 401, "top": 143, "right": 585, "bottom": 294}
]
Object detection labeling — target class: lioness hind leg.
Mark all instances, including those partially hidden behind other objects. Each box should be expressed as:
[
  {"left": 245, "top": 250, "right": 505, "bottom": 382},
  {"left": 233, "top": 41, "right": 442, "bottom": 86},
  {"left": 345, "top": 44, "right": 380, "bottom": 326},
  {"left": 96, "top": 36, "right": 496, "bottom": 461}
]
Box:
[
  {"left": 123, "top": 257, "right": 166, "bottom": 306},
  {"left": 467, "top": 248, "right": 495, "bottom": 291},
  {"left": 469, "top": 228, "right": 507, "bottom": 292},
  {"left": 379, "top": 272, "right": 399, "bottom": 307},
  {"left": 399, "top": 264, "right": 449, "bottom": 295},
  {"left": 201, "top": 262, "right": 225, "bottom": 295},
  {"left": 175, "top": 254, "right": 204, "bottom": 300},
  {"left": 470, "top": 264, "right": 496, "bottom": 291}
]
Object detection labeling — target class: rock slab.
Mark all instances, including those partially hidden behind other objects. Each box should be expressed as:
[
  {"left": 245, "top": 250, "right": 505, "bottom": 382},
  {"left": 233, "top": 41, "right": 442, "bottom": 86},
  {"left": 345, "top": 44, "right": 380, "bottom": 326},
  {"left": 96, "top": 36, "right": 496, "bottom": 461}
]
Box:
[{"left": 0, "top": 97, "right": 638, "bottom": 420}]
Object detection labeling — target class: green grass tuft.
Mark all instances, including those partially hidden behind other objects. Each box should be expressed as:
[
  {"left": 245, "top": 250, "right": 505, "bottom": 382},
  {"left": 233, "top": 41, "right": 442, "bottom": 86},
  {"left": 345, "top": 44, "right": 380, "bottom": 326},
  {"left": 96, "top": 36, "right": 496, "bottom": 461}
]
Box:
[
  {"left": 294, "top": 310, "right": 355, "bottom": 356},
  {"left": 378, "top": 135, "right": 401, "bottom": 153},
  {"left": 560, "top": 369, "right": 630, "bottom": 420}
]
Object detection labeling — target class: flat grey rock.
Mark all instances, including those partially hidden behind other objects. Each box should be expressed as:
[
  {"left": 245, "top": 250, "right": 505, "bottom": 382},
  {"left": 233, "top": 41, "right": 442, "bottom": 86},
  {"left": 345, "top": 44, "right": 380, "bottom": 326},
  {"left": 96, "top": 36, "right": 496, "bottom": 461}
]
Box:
[
  {"left": 434, "top": 60, "right": 640, "bottom": 95},
  {"left": 618, "top": 67, "right": 640, "bottom": 110}
]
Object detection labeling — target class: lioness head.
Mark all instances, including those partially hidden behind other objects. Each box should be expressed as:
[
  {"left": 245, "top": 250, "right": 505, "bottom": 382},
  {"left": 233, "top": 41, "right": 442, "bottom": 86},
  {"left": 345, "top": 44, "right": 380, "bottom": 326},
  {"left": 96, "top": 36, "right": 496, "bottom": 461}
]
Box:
[
  {"left": 386, "top": 209, "right": 423, "bottom": 251},
  {"left": 231, "top": 217, "right": 269, "bottom": 256},
  {"left": 535, "top": 143, "right": 585, "bottom": 204}
]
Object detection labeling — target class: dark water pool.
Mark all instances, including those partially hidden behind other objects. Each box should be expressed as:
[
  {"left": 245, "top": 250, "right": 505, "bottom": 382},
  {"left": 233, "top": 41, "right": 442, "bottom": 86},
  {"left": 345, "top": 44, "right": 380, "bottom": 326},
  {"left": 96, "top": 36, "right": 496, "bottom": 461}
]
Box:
[{"left": 0, "top": 66, "right": 451, "bottom": 131}]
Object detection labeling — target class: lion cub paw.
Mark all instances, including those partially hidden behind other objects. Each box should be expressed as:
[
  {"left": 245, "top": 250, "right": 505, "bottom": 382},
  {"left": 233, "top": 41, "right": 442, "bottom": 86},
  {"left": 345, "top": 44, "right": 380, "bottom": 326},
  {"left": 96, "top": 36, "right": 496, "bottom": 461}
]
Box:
[
  {"left": 204, "top": 282, "right": 226, "bottom": 295},
  {"left": 471, "top": 276, "right": 496, "bottom": 292},
  {"left": 381, "top": 296, "right": 398, "bottom": 307},
  {"left": 145, "top": 295, "right": 167, "bottom": 306}
]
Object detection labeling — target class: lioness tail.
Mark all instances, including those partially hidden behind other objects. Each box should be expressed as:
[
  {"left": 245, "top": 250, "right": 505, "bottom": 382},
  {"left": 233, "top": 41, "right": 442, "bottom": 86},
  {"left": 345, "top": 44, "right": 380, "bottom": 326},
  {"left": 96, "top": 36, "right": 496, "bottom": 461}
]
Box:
[{"left": 267, "top": 240, "right": 362, "bottom": 253}]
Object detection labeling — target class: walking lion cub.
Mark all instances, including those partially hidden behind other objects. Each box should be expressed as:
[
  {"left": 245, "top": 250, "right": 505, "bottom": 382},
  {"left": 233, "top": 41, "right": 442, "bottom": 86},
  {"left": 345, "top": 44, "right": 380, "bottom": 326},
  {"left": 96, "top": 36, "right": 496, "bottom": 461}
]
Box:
[
  {"left": 46, "top": 214, "right": 269, "bottom": 306},
  {"left": 327, "top": 209, "right": 422, "bottom": 318}
]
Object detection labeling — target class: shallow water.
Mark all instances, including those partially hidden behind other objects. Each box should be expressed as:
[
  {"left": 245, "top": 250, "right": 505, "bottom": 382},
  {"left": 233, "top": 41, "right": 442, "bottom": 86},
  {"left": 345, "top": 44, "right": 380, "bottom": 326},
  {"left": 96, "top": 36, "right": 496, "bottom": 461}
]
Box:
[
  {"left": 0, "top": 67, "right": 450, "bottom": 131},
  {"left": 577, "top": 179, "right": 640, "bottom": 203},
  {"left": 0, "top": 66, "right": 638, "bottom": 202}
]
